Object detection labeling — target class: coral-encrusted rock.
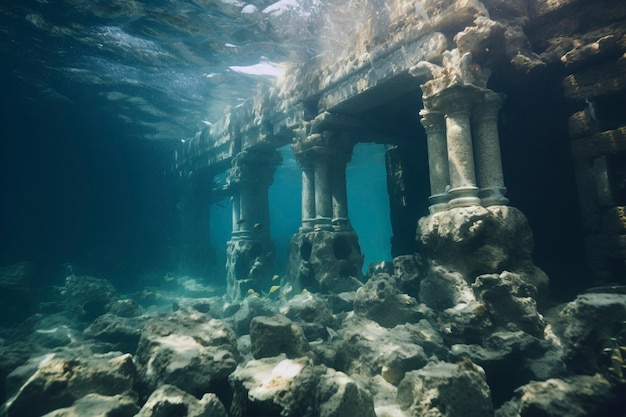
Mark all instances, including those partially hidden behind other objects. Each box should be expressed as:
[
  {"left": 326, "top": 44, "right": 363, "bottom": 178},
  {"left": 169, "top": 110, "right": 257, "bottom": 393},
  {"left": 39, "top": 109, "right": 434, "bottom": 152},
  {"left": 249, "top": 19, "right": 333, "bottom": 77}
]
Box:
[
  {"left": 136, "top": 384, "right": 227, "bottom": 417},
  {"left": 417, "top": 206, "right": 538, "bottom": 278},
  {"left": 419, "top": 262, "right": 476, "bottom": 310},
  {"left": 224, "top": 295, "right": 278, "bottom": 336},
  {"left": 4, "top": 349, "right": 136, "bottom": 417},
  {"left": 288, "top": 230, "right": 365, "bottom": 294},
  {"left": 41, "top": 393, "right": 139, "bottom": 417},
  {"left": 473, "top": 271, "right": 547, "bottom": 337},
  {"left": 354, "top": 273, "right": 431, "bottom": 328},
  {"left": 280, "top": 292, "right": 336, "bottom": 343},
  {"left": 495, "top": 375, "right": 620, "bottom": 417},
  {"left": 553, "top": 290, "right": 626, "bottom": 374},
  {"left": 83, "top": 313, "right": 146, "bottom": 353},
  {"left": 63, "top": 275, "right": 117, "bottom": 322},
  {"left": 393, "top": 254, "right": 423, "bottom": 298},
  {"left": 397, "top": 360, "right": 494, "bottom": 417},
  {"left": 338, "top": 317, "right": 437, "bottom": 385},
  {"left": 134, "top": 308, "right": 239, "bottom": 398},
  {"left": 229, "top": 355, "right": 376, "bottom": 417},
  {"left": 250, "top": 315, "right": 309, "bottom": 359},
  {"left": 109, "top": 299, "right": 143, "bottom": 318},
  {"left": 451, "top": 331, "right": 552, "bottom": 407}
]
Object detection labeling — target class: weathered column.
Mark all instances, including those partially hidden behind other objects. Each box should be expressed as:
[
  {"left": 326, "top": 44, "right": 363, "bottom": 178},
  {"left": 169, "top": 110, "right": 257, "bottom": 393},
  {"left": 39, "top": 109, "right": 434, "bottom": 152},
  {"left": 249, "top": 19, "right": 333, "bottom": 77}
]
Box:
[
  {"left": 231, "top": 193, "right": 241, "bottom": 233},
  {"left": 440, "top": 89, "right": 481, "bottom": 208},
  {"left": 225, "top": 149, "right": 281, "bottom": 300},
  {"left": 299, "top": 156, "right": 316, "bottom": 232},
  {"left": 472, "top": 91, "right": 509, "bottom": 206},
  {"left": 331, "top": 151, "right": 352, "bottom": 231},
  {"left": 288, "top": 131, "right": 364, "bottom": 295},
  {"left": 313, "top": 147, "right": 334, "bottom": 231},
  {"left": 420, "top": 108, "right": 450, "bottom": 213}
]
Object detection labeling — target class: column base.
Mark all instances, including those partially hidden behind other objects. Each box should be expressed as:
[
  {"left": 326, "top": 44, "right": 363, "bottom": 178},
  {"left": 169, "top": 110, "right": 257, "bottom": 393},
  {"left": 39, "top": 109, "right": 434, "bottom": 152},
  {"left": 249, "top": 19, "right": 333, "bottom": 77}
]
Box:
[
  {"left": 428, "top": 193, "right": 450, "bottom": 213},
  {"left": 479, "top": 186, "right": 509, "bottom": 206},
  {"left": 332, "top": 217, "right": 351, "bottom": 231},
  {"left": 448, "top": 186, "right": 481, "bottom": 208},
  {"left": 314, "top": 217, "right": 334, "bottom": 231},
  {"left": 300, "top": 218, "right": 315, "bottom": 232}
]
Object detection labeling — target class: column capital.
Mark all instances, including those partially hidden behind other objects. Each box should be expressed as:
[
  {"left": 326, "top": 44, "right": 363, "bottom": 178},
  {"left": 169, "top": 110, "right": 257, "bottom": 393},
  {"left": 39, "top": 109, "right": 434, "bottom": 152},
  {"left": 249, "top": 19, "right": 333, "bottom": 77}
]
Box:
[
  {"left": 228, "top": 149, "right": 282, "bottom": 186},
  {"left": 428, "top": 86, "right": 481, "bottom": 116},
  {"left": 419, "top": 109, "right": 446, "bottom": 134},
  {"left": 473, "top": 91, "right": 506, "bottom": 122}
]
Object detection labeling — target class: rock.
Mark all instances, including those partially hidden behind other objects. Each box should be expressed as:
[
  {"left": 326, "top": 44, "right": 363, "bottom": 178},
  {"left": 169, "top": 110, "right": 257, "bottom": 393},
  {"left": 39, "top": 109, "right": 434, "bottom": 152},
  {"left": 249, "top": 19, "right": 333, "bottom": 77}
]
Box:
[
  {"left": 229, "top": 355, "right": 309, "bottom": 417},
  {"left": 288, "top": 230, "right": 365, "bottom": 294},
  {"left": 451, "top": 331, "right": 550, "bottom": 407},
  {"left": 134, "top": 308, "right": 239, "bottom": 399},
  {"left": 419, "top": 262, "right": 475, "bottom": 310},
  {"left": 397, "top": 360, "right": 494, "bottom": 417},
  {"left": 0, "top": 341, "right": 35, "bottom": 405},
  {"left": 324, "top": 292, "right": 356, "bottom": 314},
  {"left": 553, "top": 291, "right": 626, "bottom": 374},
  {"left": 282, "top": 292, "right": 336, "bottom": 341},
  {"left": 41, "top": 393, "right": 139, "bottom": 417},
  {"left": 83, "top": 313, "right": 146, "bottom": 353},
  {"left": 109, "top": 299, "right": 143, "bottom": 318},
  {"left": 495, "top": 375, "right": 621, "bottom": 417},
  {"left": 366, "top": 261, "right": 394, "bottom": 278},
  {"left": 224, "top": 295, "right": 277, "bottom": 336},
  {"left": 337, "top": 317, "right": 432, "bottom": 385},
  {"left": 473, "top": 271, "right": 547, "bottom": 337},
  {"left": 229, "top": 355, "right": 376, "bottom": 417},
  {"left": 354, "top": 273, "right": 430, "bottom": 328},
  {"left": 250, "top": 315, "right": 310, "bottom": 359},
  {"left": 136, "top": 384, "right": 227, "bottom": 417},
  {"left": 437, "top": 301, "right": 494, "bottom": 344},
  {"left": 24, "top": 312, "right": 81, "bottom": 349},
  {"left": 4, "top": 349, "right": 136, "bottom": 417},
  {"left": 172, "top": 296, "right": 225, "bottom": 317},
  {"left": 393, "top": 254, "right": 423, "bottom": 298},
  {"left": 63, "top": 275, "right": 117, "bottom": 322},
  {"left": 0, "top": 261, "right": 37, "bottom": 326},
  {"left": 417, "top": 206, "right": 537, "bottom": 278}
]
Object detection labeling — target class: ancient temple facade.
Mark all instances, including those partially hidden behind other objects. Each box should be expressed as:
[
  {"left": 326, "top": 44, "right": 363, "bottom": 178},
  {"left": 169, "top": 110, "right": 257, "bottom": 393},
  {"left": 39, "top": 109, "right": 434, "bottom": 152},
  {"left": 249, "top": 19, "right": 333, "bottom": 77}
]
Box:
[{"left": 173, "top": 0, "right": 626, "bottom": 299}]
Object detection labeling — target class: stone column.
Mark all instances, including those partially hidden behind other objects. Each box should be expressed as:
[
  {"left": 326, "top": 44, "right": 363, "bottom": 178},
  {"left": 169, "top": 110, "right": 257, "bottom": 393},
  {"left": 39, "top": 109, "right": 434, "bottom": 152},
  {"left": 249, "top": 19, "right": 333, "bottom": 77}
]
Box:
[
  {"left": 331, "top": 151, "right": 352, "bottom": 231},
  {"left": 313, "top": 147, "right": 334, "bottom": 231},
  {"left": 299, "top": 156, "right": 316, "bottom": 232},
  {"left": 420, "top": 108, "right": 450, "bottom": 213},
  {"left": 441, "top": 89, "right": 481, "bottom": 208},
  {"left": 472, "top": 91, "right": 509, "bottom": 206},
  {"left": 225, "top": 149, "right": 281, "bottom": 300},
  {"left": 231, "top": 193, "right": 241, "bottom": 233}
]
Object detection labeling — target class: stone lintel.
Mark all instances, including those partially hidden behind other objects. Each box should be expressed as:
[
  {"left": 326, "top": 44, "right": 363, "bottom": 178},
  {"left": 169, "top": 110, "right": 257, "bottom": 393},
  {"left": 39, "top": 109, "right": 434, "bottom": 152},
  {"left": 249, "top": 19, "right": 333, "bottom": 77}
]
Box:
[
  {"left": 571, "top": 127, "right": 626, "bottom": 161},
  {"left": 563, "top": 56, "right": 626, "bottom": 102}
]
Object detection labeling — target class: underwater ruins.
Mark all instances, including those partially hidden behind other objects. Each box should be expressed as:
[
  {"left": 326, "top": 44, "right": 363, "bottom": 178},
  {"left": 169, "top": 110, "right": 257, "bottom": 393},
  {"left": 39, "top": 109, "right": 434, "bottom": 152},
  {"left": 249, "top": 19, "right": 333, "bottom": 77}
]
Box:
[{"left": 1, "top": 0, "right": 626, "bottom": 416}]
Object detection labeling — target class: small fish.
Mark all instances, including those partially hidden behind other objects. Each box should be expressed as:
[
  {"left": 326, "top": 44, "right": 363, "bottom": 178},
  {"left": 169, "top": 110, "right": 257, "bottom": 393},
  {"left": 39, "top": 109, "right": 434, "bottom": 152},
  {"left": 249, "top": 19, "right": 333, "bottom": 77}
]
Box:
[
  {"left": 272, "top": 274, "right": 280, "bottom": 281},
  {"left": 237, "top": 218, "right": 247, "bottom": 225},
  {"left": 269, "top": 285, "right": 281, "bottom": 294},
  {"left": 246, "top": 288, "right": 260, "bottom": 297},
  {"left": 254, "top": 223, "right": 263, "bottom": 230}
]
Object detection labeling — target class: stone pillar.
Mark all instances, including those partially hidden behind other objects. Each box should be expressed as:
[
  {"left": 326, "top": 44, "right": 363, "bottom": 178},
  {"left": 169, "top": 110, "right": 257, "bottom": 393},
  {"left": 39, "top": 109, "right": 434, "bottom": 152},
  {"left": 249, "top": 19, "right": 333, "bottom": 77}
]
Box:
[
  {"left": 472, "top": 91, "right": 509, "bottom": 206},
  {"left": 420, "top": 108, "right": 450, "bottom": 213},
  {"left": 231, "top": 193, "right": 241, "bottom": 233},
  {"left": 440, "top": 89, "right": 481, "bottom": 208},
  {"left": 300, "top": 159, "right": 316, "bottom": 232},
  {"left": 288, "top": 131, "right": 363, "bottom": 294},
  {"left": 331, "top": 151, "right": 352, "bottom": 231},
  {"left": 313, "top": 147, "right": 334, "bottom": 231},
  {"left": 225, "top": 149, "right": 281, "bottom": 300}
]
